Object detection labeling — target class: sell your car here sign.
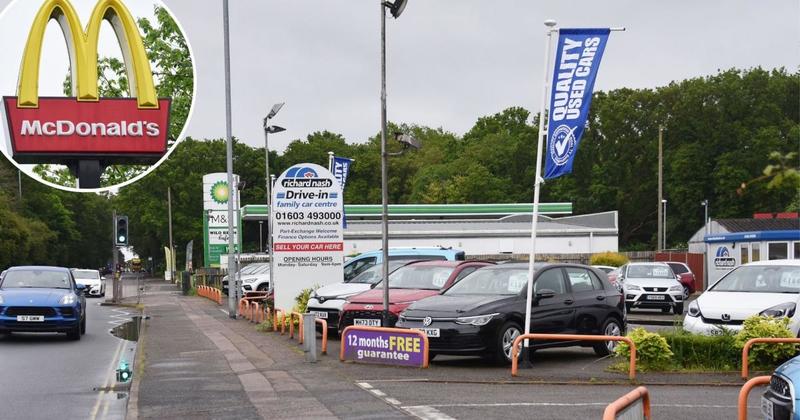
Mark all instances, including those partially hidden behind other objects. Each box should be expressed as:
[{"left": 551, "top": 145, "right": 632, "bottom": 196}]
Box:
[{"left": 272, "top": 163, "right": 344, "bottom": 311}]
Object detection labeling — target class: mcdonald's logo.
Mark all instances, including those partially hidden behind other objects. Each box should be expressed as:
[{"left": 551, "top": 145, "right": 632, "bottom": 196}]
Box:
[{"left": 3, "top": 0, "right": 172, "bottom": 167}]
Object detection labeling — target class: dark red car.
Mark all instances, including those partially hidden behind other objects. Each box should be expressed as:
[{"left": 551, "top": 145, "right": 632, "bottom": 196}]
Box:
[
  {"left": 339, "top": 260, "right": 493, "bottom": 329},
  {"left": 664, "top": 262, "right": 696, "bottom": 299}
]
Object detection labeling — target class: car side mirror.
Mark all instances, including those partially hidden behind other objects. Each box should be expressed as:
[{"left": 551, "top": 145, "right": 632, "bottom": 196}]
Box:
[
  {"left": 76, "top": 284, "right": 86, "bottom": 292},
  {"left": 534, "top": 289, "right": 556, "bottom": 303}
]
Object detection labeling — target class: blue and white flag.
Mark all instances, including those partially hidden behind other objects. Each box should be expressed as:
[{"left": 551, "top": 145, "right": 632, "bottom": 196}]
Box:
[
  {"left": 332, "top": 156, "right": 353, "bottom": 228},
  {"left": 332, "top": 156, "right": 353, "bottom": 191},
  {"left": 544, "top": 28, "right": 610, "bottom": 179}
]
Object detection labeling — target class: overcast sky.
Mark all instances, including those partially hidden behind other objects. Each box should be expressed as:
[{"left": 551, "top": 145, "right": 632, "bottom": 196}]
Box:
[{"left": 0, "top": 0, "right": 798, "bottom": 158}]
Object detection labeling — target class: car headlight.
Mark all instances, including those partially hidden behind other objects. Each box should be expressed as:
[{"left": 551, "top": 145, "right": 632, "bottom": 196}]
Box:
[
  {"left": 455, "top": 313, "right": 500, "bottom": 326},
  {"left": 625, "top": 284, "right": 641, "bottom": 291},
  {"left": 687, "top": 300, "right": 701, "bottom": 317},
  {"left": 60, "top": 294, "right": 77, "bottom": 305},
  {"left": 243, "top": 277, "right": 257, "bottom": 284},
  {"left": 669, "top": 285, "right": 682, "bottom": 292},
  {"left": 760, "top": 302, "right": 797, "bottom": 318}
]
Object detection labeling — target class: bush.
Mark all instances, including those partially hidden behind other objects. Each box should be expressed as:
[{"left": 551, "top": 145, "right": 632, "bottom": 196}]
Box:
[
  {"left": 735, "top": 315, "right": 800, "bottom": 369},
  {"left": 590, "top": 252, "right": 629, "bottom": 267},
  {"left": 616, "top": 327, "right": 673, "bottom": 370},
  {"left": 663, "top": 328, "right": 739, "bottom": 370},
  {"left": 292, "top": 285, "right": 319, "bottom": 314}
]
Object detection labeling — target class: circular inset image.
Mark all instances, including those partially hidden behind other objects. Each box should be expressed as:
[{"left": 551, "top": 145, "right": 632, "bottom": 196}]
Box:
[{"left": 0, "top": 0, "right": 196, "bottom": 191}]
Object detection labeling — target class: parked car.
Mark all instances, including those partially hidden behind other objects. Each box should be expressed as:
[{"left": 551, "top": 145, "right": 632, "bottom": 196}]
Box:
[
  {"left": 222, "top": 262, "right": 270, "bottom": 295},
  {"left": 762, "top": 353, "right": 800, "bottom": 420},
  {"left": 592, "top": 265, "right": 622, "bottom": 292},
  {"left": 683, "top": 260, "right": 800, "bottom": 336},
  {"left": 396, "top": 263, "right": 625, "bottom": 363},
  {"left": 619, "top": 262, "right": 684, "bottom": 314},
  {"left": 343, "top": 247, "right": 465, "bottom": 282},
  {"left": 339, "top": 260, "right": 492, "bottom": 329},
  {"left": 307, "top": 261, "right": 411, "bottom": 332},
  {"left": 664, "top": 261, "right": 697, "bottom": 299},
  {"left": 71, "top": 268, "right": 105, "bottom": 297},
  {"left": 240, "top": 263, "right": 271, "bottom": 293},
  {"left": 0, "top": 266, "right": 87, "bottom": 340}
]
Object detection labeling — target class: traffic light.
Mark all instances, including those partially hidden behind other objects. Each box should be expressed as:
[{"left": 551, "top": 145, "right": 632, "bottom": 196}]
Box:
[
  {"left": 115, "top": 215, "right": 129, "bottom": 246},
  {"left": 116, "top": 360, "right": 132, "bottom": 382}
]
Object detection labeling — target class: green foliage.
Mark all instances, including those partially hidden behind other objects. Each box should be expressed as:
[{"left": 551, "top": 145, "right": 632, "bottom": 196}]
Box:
[
  {"left": 662, "top": 328, "right": 740, "bottom": 370},
  {"left": 735, "top": 316, "right": 799, "bottom": 369},
  {"left": 589, "top": 252, "right": 629, "bottom": 267},
  {"left": 616, "top": 327, "right": 673, "bottom": 370},
  {"left": 293, "top": 285, "right": 319, "bottom": 314}
]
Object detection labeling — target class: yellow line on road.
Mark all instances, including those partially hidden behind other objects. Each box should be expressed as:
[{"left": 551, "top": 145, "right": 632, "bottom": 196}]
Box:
[{"left": 90, "top": 337, "right": 125, "bottom": 420}]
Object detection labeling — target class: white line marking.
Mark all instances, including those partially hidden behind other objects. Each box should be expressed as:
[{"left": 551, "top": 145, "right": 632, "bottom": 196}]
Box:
[
  {"left": 370, "top": 389, "right": 387, "bottom": 397},
  {"left": 357, "top": 382, "right": 373, "bottom": 389},
  {"left": 386, "top": 398, "right": 402, "bottom": 406},
  {"left": 220, "top": 309, "right": 229, "bottom": 316},
  {"left": 402, "top": 405, "right": 457, "bottom": 420},
  {"left": 403, "top": 402, "right": 740, "bottom": 409}
]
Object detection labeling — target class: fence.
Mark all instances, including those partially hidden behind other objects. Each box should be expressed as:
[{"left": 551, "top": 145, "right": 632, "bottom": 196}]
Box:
[
  {"left": 468, "top": 251, "right": 655, "bottom": 264},
  {"left": 655, "top": 251, "right": 706, "bottom": 290}
]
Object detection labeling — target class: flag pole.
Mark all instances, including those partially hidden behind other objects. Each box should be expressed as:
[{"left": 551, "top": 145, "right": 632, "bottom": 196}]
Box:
[{"left": 523, "top": 19, "right": 558, "bottom": 361}]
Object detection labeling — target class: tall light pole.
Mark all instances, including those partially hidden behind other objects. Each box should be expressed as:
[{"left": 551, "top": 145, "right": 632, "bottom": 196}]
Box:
[
  {"left": 258, "top": 221, "right": 263, "bottom": 252},
  {"left": 662, "top": 199, "right": 668, "bottom": 250},
  {"left": 380, "top": 0, "right": 410, "bottom": 327},
  {"left": 701, "top": 199, "right": 709, "bottom": 234},
  {"left": 264, "top": 102, "right": 285, "bottom": 295},
  {"left": 657, "top": 125, "right": 664, "bottom": 252},
  {"left": 222, "top": 0, "right": 238, "bottom": 318}
]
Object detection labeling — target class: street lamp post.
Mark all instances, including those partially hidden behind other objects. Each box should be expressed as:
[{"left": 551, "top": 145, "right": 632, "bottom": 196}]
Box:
[
  {"left": 264, "top": 103, "right": 285, "bottom": 295},
  {"left": 662, "top": 199, "right": 668, "bottom": 250},
  {"left": 380, "top": 0, "right": 411, "bottom": 327},
  {"left": 259, "top": 221, "right": 263, "bottom": 252},
  {"left": 701, "top": 199, "right": 709, "bottom": 234}
]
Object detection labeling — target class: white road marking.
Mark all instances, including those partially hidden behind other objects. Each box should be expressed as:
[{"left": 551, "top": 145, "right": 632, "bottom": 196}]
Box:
[
  {"left": 402, "top": 405, "right": 457, "bottom": 420},
  {"left": 220, "top": 309, "right": 230, "bottom": 316},
  {"left": 357, "top": 382, "right": 373, "bottom": 389},
  {"left": 386, "top": 398, "right": 402, "bottom": 406},
  {"left": 403, "top": 402, "right": 740, "bottom": 409},
  {"left": 370, "top": 389, "right": 387, "bottom": 397}
]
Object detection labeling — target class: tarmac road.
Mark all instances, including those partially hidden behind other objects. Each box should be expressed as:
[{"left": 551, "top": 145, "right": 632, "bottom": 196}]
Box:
[{"left": 0, "top": 282, "right": 139, "bottom": 420}]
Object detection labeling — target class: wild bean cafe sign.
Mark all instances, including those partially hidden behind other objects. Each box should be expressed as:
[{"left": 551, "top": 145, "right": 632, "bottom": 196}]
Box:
[
  {"left": 271, "top": 163, "right": 344, "bottom": 311},
  {"left": 203, "top": 173, "right": 241, "bottom": 267},
  {"left": 2, "top": 0, "right": 173, "bottom": 187}
]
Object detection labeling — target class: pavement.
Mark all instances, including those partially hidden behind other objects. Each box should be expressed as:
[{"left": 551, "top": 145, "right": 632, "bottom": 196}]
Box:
[{"left": 128, "top": 279, "right": 769, "bottom": 419}]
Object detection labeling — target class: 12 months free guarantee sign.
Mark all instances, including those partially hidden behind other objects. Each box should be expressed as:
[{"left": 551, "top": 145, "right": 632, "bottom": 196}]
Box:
[
  {"left": 271, "top": 163, "right": 344, "bottom": 311},
  {"left": 341, "top": 328, "right": 429, "bottom": 368}
]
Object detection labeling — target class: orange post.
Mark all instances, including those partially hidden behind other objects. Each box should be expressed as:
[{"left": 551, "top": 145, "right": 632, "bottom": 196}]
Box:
[
  {"left": 290, "top": 312, "right": 304, "bottom": 343},
  {"left": 738, "top": 375, "right": 770, "bottom": 420},
  {"left": 602, "top": 386, "right": 650, "bottom": 420},
  {"left": 315, "top": 319, "right": 328, "bottom": 354},
  {"left": 511, "top": 333, "right": 636, "bottom": 380},
  {"left": 273, "top": 309, "right": 283, "bottom": 332},
  {"left": 742, "top": 338, "right": 800, "bottom": 379}
]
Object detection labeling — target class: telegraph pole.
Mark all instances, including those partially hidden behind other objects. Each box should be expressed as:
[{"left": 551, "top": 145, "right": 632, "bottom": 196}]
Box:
[
  {"left": 168, "top": 187, "right": 175, "bottom": 283},
  {"left": 112, "top": 210, "right": 119, "bottom": 303}
]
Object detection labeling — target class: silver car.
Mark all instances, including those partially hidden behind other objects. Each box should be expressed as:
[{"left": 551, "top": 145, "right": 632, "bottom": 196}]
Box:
[{"left": 619, "top": 262, "right": 683, "bottom": 314}]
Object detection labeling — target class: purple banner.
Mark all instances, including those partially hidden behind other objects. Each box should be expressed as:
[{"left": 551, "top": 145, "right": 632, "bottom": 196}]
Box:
[{"left": 341, "top": 327, "right": 428, "bottom": 368}]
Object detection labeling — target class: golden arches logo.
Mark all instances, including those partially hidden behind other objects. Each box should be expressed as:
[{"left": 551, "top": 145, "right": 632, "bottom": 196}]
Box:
[{"left": 16, "top": 0, "right": 158, "bottom": 109}]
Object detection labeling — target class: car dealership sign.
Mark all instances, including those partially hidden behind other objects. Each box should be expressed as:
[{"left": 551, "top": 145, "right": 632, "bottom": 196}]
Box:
[
  {"left": 2, "top": 0, "right": 171, "bottom": 169},
  {"left": 340, "top": 326, "right": 429, "bottom": 368},
  {"left": 272, "top": 163, "right": 344, "bottom": 311}
]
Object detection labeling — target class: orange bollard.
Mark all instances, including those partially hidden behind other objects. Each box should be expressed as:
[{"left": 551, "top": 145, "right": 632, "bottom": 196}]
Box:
[
  {"left": 742, "top": 338, "right": 800, "bottom": 379},
  {"left": 603, "top": 386, "right": 650, "bottom": 420},
  {"left": 289, "top": 312, "right": 303, "bottom": 343},
  {"left": 738, "top": 376, "right": 770, "bottom": 420},
  {"left": 316, "top": 318, "right": 328, "bottom": 355}
]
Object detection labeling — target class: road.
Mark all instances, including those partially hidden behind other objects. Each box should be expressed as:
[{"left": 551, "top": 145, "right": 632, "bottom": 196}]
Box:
[{"left": 0, "top": 276, "right": 140, "bottom": 420}]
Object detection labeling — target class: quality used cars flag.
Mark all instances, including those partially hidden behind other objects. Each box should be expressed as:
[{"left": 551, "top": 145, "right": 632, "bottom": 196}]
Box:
[
  {"left": 332, "top": 156, "right": 353, "bottom": 228},
  {"left": 544, "top": 28, "right": 610, "bottom": 179}
]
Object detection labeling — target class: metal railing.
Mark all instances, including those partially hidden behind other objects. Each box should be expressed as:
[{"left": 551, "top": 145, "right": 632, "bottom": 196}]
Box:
[
  {"left": 602, "top": 386, "right": 650, "bottom": 420},
  {"left": 737, "top": 375, "right": 770, "bottom": 420},
  {"left": 741, "top": 338, "right": 800, "bottom": 379}
]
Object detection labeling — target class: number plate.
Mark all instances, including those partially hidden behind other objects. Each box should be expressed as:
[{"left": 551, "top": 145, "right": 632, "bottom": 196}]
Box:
[
  {"left": 354, "top": 318, "right": 381, "bottom": 327},
  {"left": 313, "top": 311, "right": 328, "bottom": 319},
  {"left": 646, "top": 295, "right": 666, "bottom": 300},
  {"left": 414, "top": 328, "right": 440, "bottom": 338},
  {"left": 761, "top": 396, "right": 774, "bottom": 420},
  {"left": 17, "top": 315, "right": 44, "bottom": 322}
]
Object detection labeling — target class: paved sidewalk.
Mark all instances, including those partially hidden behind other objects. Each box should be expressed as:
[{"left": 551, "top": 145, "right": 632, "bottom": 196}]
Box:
[{"left": 128, "top": 279, "right": 407, "bottom": 420}]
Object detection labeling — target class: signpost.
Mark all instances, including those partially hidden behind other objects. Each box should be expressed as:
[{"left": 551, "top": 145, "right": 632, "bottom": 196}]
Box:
[
  {"left": 202, "top": 173, "right": 241, "bottom": 267},
  {"left": 271, "top": 163, "right": 344, "bottom": 311},
  {"left": 340, "top": 326, "right": 429, "bottom": 368}
]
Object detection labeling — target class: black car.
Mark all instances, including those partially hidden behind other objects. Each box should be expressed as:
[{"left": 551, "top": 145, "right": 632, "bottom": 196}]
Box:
[{"left": 396, "top": 263, "right": 625, "bottom": 364}]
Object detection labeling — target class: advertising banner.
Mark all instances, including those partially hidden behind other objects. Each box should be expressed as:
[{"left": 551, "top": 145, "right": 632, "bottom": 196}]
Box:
[
  {"left": 544, "top": 28, "right": 610, "bottom": 180},
  {"left": 271, "top": 163, "right": 344, "bottom": 311},
  {"left": 341, "top": 327, "right": 429, "bottom": 368},
  {"left": 332, "top": 156, "right": 353, "bottom": 228},
  {"left": 202, "top": 173, "right": 240, "bottom": 267}
]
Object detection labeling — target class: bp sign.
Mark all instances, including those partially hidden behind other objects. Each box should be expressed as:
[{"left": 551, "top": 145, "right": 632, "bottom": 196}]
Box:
[
  {"left": 272, "top": 163, "right": 344, "bottom": 311},
  {"left": 203, "top": 172, "right": 241, "bottom": 267}
]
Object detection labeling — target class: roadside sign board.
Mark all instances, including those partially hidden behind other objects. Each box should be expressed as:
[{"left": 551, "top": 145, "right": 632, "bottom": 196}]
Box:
[
  {"left": 271, "top": 163, "right": 344, "bottom": 311},
  {"left": 340, "top": 326, "right": 429, "bottom": 368},
  {"left": 202, "top": 172, "right": 241, "bottom": 267}
]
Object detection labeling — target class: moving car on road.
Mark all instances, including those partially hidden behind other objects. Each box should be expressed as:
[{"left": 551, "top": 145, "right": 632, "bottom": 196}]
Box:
[
  {"left": 396, "top": 263, "right": 625, "bottom": 363},
  {"left": 339, "top": 260, "right": 492, "bottom": 329},
  {"left": 308, "top": 260, "right": 410, "bottom": 332},
  {"left": 0, "top": 266, "right": 87, "bottom": 340},
  {"left": 71, "top": 268, "right": 105, "bottom": 297},
  {"left": 762, "top": 353, "right": 800, "bottom": 420},
  {"left": 619, "top": 262, "right": 684, "bottom": 314},
  {"left": 684, "top": 260, "right": 800, "bottom": 335}
]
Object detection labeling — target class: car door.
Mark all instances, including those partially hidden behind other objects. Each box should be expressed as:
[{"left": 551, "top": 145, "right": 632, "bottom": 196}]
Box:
[
  {"left": 565, "top": 267, "right": 607, "bottom": 334},
  {"left": 529, "top": 267, "right": 576, "bottom": 334}
]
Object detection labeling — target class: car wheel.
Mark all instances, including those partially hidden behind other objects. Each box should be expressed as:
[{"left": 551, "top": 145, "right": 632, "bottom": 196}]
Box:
[
  {"left": 491, "top": 321, "right": 522, "bottom": 364},
  {"left": 673, "top": 304, "right": 684, "bottom": 315},
  {"left": 67, "top": 325, "right": 81, "bottom": 340},
  {"left": 682, "top": 286, "right": 690, "bottom": 300},
  {"left": 80, "top": 316, "right": 86, "bottom": 335},
  {"left": 594, "top": 317, "right": 623, "bottom": 356},
  {"left": 661, "top": 307, "right": 671, "bottom": 313}
]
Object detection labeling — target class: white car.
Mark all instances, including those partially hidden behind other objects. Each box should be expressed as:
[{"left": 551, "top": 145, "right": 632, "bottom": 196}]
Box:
[
  {"left": 71, "top": 268, "right": 105, "bottom": 297},
  {"left": 619, "top": 262, "right": 684, "bottom": 314},
  {"left": 240, "top": 263, "right": 271, "bottom": 293},
  {"left": 307, "top": 261, "right": 408, "bottom": 332},
  {"left": 683, "top": 260, "right": 800, "bottom": 335}
]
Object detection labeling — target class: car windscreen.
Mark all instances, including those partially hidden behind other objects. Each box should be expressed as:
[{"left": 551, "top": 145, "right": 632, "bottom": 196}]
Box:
[
  {"left": 444, "top": 268, "right": 527, "bottom": 296},
  {"left": 626, "top": 264, "right": 674, "bottom": 279},
  {"left": 72, "top": 270, "right": 100, "bottom": 280},
  {"left": 667, "top": 263, "right": 688, "bottom": 274},
  {"left": 710, "top": 265, "right": 800, "bottom": 293},
  {"left": 350, "top": 261, "right": 407, "bottom": 284},
  {"left": 2, "top": 270, "right": 72, "bottom": 289},
  {"left": 387, "top": 266, "right": 455, "bottom": 290}
]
